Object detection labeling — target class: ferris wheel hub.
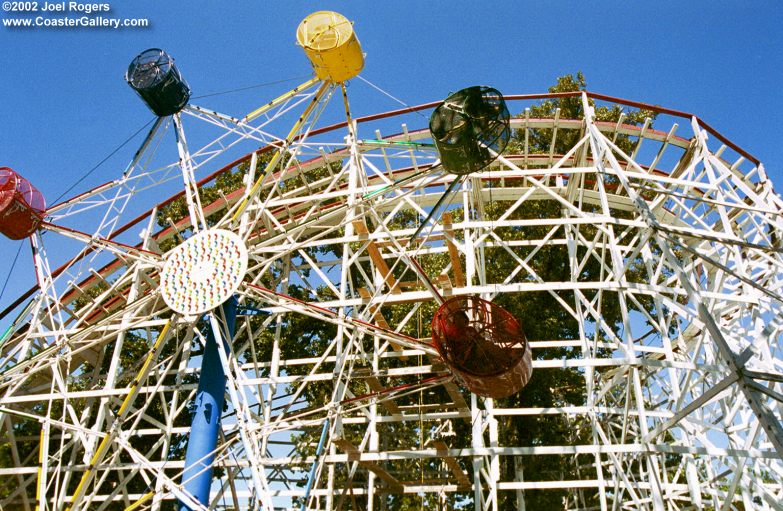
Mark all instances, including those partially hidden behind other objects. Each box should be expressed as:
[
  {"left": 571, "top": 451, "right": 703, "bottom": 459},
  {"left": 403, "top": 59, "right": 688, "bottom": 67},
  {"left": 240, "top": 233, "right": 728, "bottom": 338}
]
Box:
[{"left": 160, "top": 229, "right": 248, "bottom": 315}]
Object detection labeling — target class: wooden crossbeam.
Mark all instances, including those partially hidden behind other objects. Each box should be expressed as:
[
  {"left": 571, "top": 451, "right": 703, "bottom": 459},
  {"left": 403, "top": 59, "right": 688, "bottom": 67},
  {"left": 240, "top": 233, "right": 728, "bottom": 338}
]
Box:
[
  {"left": 443, "top": 381, "right": 470, "bottom": 418},
  {"left": 352, "top": 220, "right": 370, "bottom": 235},
  {"left": 432, "top": 441, "right": 472, "bottom": 489},
  {"left": 427, "top": 354, "right": 470, "bottom": 418},
  {"left": 436, "top": 274, "right": 452, "bottom": 291},
  {"left": 375, "top": 234, "right": 446, "bottom": 248},
  {"left": 442, "top": 212, "right": 466, "bottom": 287},
  {"left": 353, "top": 221, "right": 401, "bottom": 294},
  {"left": 373, "top": 312, "right": 408, "bottom": 360},
  {"left": 358, "top": 288, "right": 408, "bottom": 360},
  {"left": 365, "top": 376, "right": 402, "bottom": 416},
  {"left": 332, "top": 438, "right": 404, "bottom": 492}
]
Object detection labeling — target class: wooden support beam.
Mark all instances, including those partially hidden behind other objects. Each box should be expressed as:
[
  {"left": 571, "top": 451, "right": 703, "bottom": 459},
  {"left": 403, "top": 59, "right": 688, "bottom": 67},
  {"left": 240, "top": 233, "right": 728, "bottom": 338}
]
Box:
[
  {"left": 352, "top": 219, "right": 370, "bottom": 235},
  {"left": 375, "top": 234, "right": 446, "bottom": 248},
  {"left": 427, "top": 354, "right": 470, "bottom": 418},
  {"left": 373, "top": 311, "right": 408, "bottom": 360},
  {"left": 358, "top": 288, "right": 408, "bottom": 360},
  {"left": 332, "top": 438, "right": 404, "bottom": 492},
  {"left": 443, "top": 380, "right": 470, "bottom": 418},
  {"left": 353, "top": 221, "right": 401, "bottom": 294},
  {"left": 436, "top": 274, "right": 452, "bottom": 291},
  {"left": 432, "top": 441, "right": 472, "bottom": 490},
  {"left": 365, "top": 376, "right": 402, "bottom": 416},
  {"left": 442, "top": 212, "right": 466, "bottom": 287}
]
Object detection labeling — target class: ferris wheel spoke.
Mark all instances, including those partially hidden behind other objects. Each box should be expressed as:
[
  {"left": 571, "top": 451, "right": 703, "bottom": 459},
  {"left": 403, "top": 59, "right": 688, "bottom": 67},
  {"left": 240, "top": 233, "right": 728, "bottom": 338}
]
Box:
[
  {"left": 243, "top": 77, "right": 321, "bottom": 123},
  {"left": 226, "top": 81, "right": 334, "bottom": 231},
  {"left": 40, "top": 222, "right": 162, "bottom": 267},
  {"left": 46, "top": 116, "right": 167, "bottom": 220},
  {"left": 172, "top": 114, "right": 209, "bottom": 233},
  {"left": 242, "top": 283, "right": 430, "bottom": 354},
  {"left": 408, "top": 175, "right": 464, "bottom": 244},
  {"left": 202, "top": 311, "right": 275, "bottom": 511},
  {"left": 66, "top": 318, "right": 176, "bottom": 511}
]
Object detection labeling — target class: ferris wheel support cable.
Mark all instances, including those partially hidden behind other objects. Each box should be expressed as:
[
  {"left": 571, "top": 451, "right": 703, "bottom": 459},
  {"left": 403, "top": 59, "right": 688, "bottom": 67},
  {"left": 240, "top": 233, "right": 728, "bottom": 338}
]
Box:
[
  {"left": 47, "top": 117, "right": 159, "bottom": 210},
  {"left": 188, "top": 74, "right": 313, "bottom": 101},
  {"left": 229, "top": 81, "right": 332, "bottom": 225},
  {"left": 0, "top": 242, "right": 23, "bottom": 308},
  {"left": 355, "top": 75, "right": 429, "bottom": 122},
  {"left": 408, "top": 176, "right": 463, "bottom": 245},
  {"left": 47, "top": 117, "right": 165, "bottom": 217}
]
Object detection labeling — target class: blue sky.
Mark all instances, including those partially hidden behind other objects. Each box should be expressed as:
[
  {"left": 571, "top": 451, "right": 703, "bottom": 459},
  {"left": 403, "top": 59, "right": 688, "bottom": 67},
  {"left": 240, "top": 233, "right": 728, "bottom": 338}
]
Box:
[{"left": 1, "top": 0, "right": 782, "bottom": 318}]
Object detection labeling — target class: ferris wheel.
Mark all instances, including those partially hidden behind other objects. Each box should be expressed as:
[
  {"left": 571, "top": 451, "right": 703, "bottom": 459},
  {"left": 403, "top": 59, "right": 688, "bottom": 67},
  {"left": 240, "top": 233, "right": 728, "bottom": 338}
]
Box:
[{"left": 2, "top": 10, "right": 783, "bottom": 511}]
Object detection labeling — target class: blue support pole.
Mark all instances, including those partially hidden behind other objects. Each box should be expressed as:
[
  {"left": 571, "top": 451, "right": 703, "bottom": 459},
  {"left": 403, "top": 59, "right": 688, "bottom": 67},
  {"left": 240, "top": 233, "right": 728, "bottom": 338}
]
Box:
[
  {"left": 179, "top": 297, "right": 237, "bottom": 511},
  {"left": 300, "top": 419, "right": 330, "bottom": 511}
]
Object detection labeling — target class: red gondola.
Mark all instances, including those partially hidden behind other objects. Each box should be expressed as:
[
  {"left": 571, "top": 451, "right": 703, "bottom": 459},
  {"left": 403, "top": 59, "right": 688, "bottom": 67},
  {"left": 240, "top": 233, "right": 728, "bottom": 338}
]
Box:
[
  {"left": 0, "top": 167, "right": 45, "bottom": 240},
  {"left": 432, "top": 296, "right": 532, "bottom": 398}
]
